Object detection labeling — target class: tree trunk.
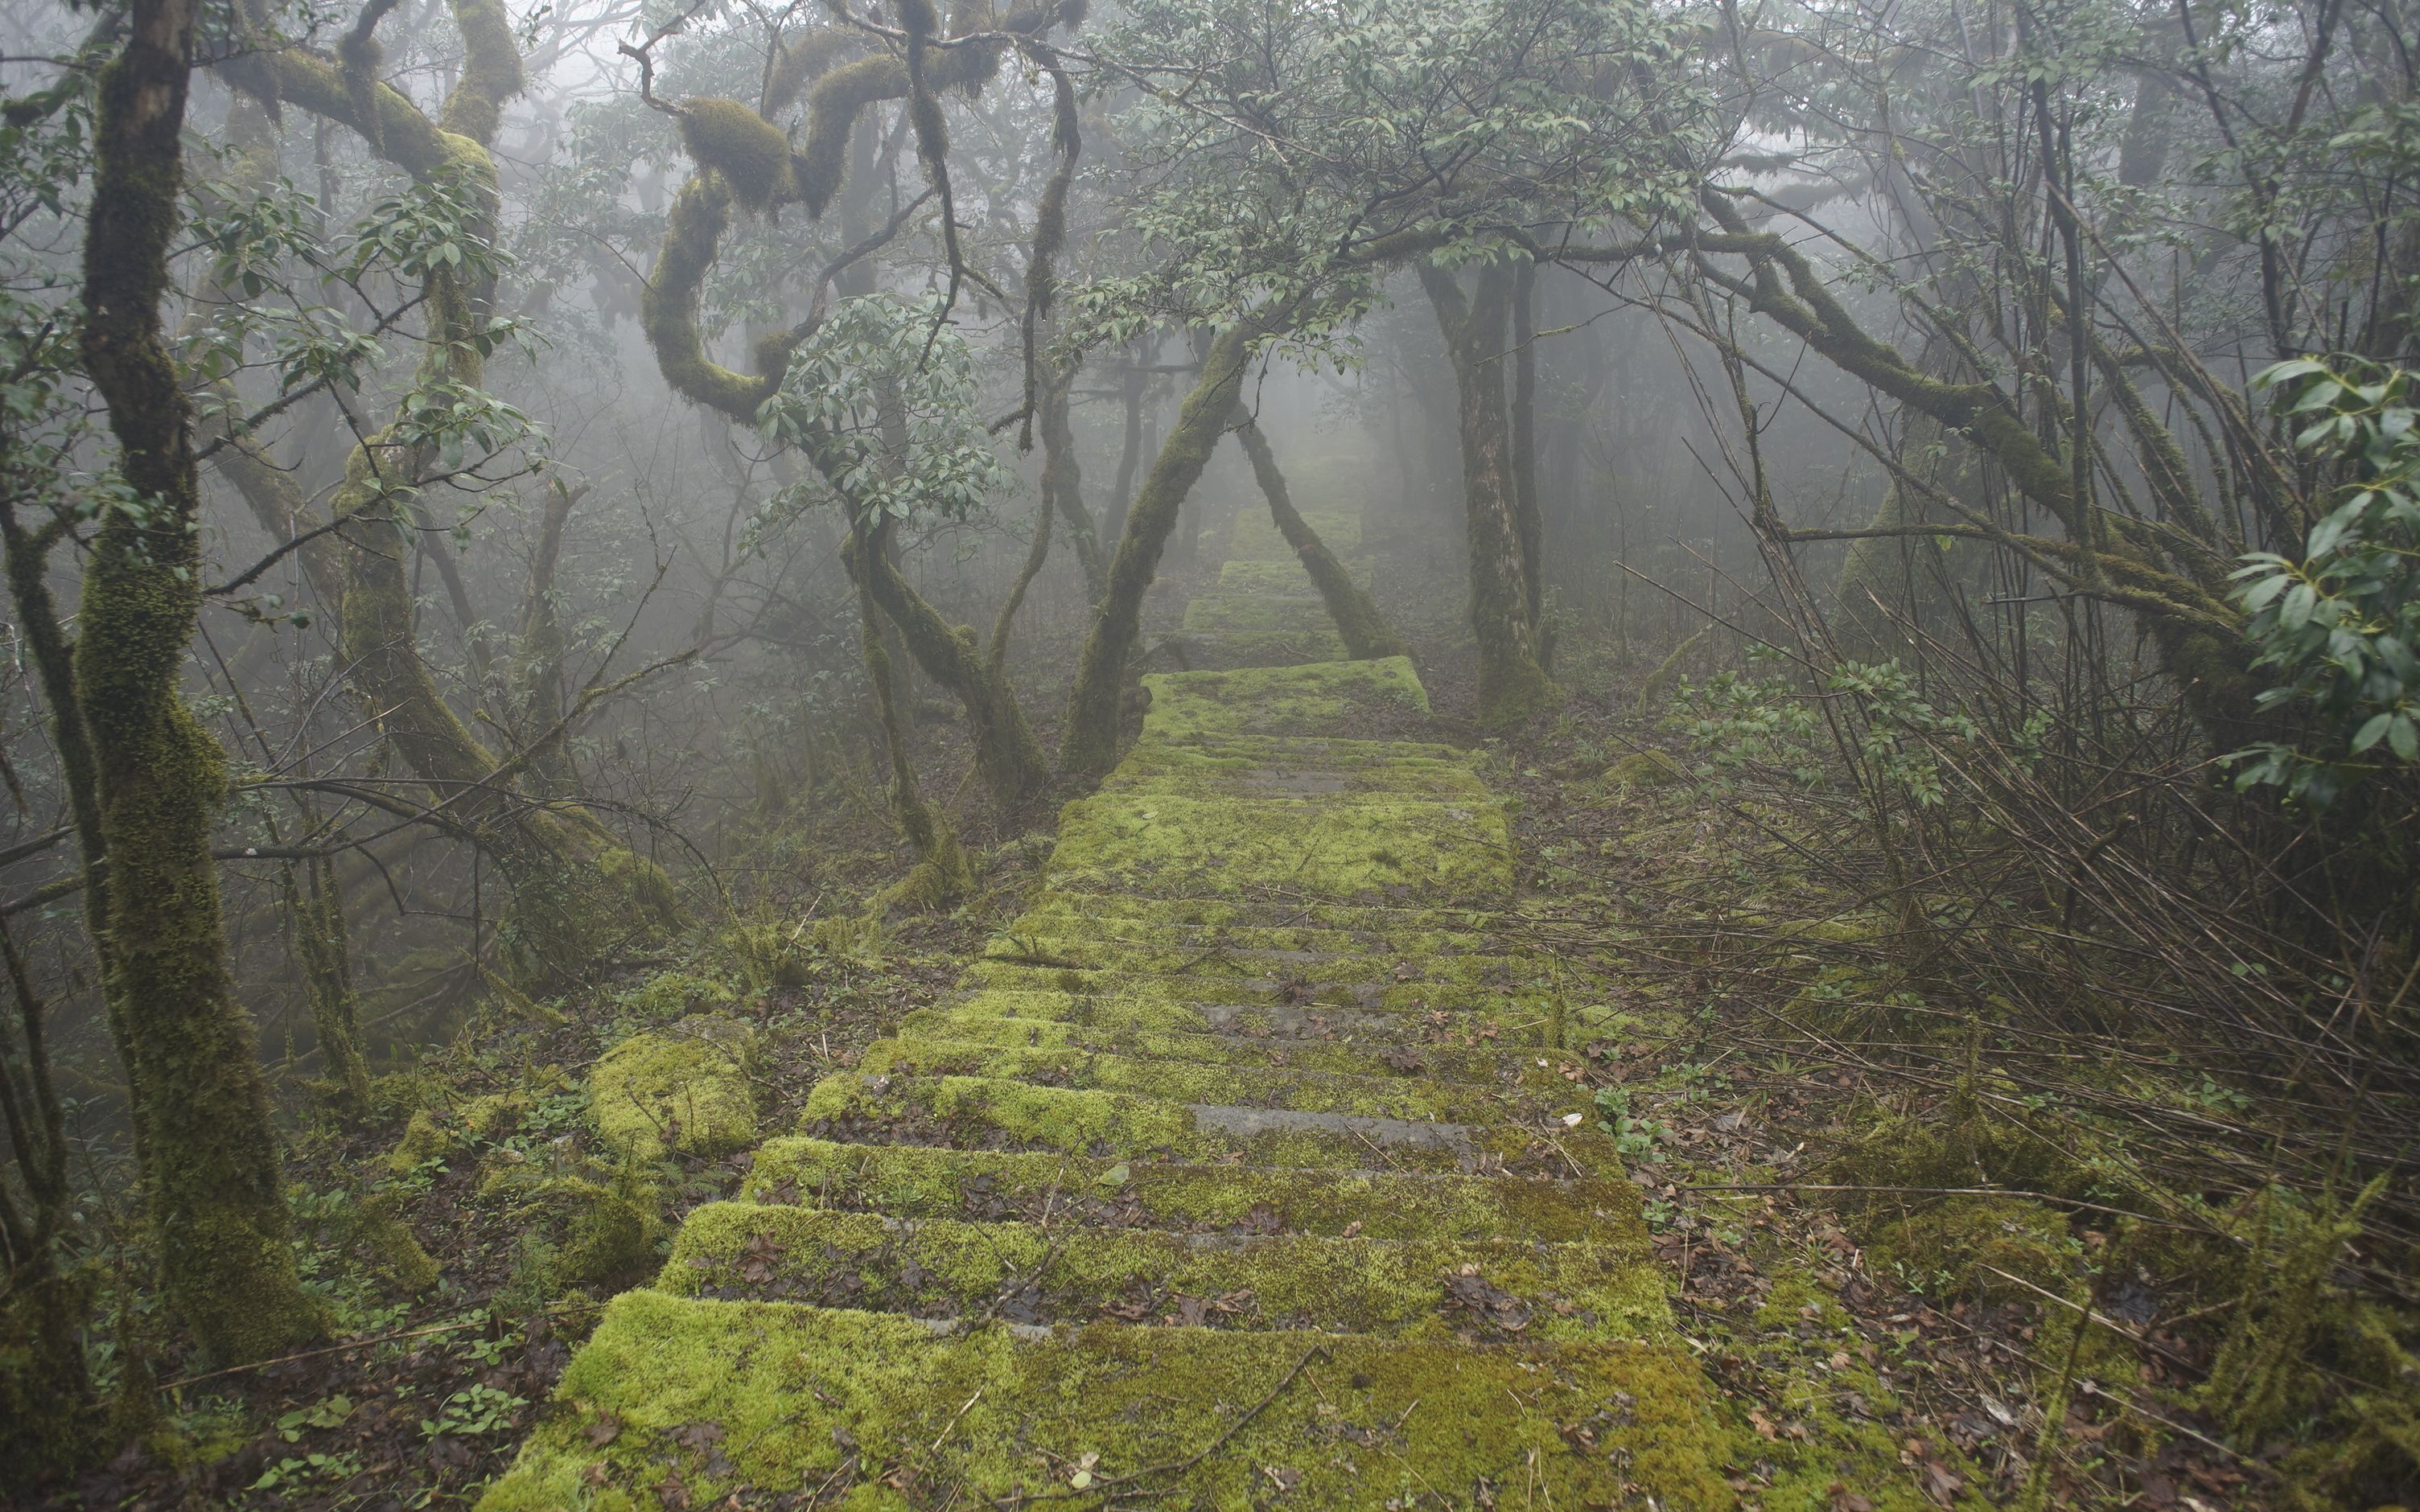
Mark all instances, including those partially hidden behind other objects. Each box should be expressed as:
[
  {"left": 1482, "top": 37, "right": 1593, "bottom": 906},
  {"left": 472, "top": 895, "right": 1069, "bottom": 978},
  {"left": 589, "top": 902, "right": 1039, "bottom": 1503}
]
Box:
[
  {"left": 1104, "top": 345, "right": 1149, "bottom": 549},
  {"left": 1418, "top": 260, "right": 1556, "bottom": 729},
  {"left": 1511, "top": 260, "right": 1545, "bottom": 631},
  {"left": 1230, "top": 409, "right": 1407, "bottom": 659},
  {"left": 1043, "top": 363, "right": 1107, "bottom": 602},
  {"left": 850, "top": 517, "right": 1052, "bottom": 807},
  {"left": 76, "top": 0, "right": 325, "bottom": 1362},
  {"left": 1061, "top": 312, "right": 1287, "bottom": 779},
  {"left": 849, "top": 524, "right": 970, "bottom": 910},
  {"left": 286, "top": 857, "right": 371, "bottom": 1109},
  {"left": 204, "top": 68, "right": 682, "bottom": 982}
]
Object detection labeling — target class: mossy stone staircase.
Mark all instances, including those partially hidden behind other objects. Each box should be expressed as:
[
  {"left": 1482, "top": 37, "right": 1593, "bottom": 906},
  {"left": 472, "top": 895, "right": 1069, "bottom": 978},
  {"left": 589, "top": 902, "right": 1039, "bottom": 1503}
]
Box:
[{"left": 482, "top": 510, "right": 1730, "bottom": 1509}]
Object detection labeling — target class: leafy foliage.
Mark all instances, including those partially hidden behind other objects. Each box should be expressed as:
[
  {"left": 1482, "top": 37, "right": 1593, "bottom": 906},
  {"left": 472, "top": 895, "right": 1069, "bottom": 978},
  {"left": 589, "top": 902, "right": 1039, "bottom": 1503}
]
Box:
[
  {"left": 755, "top": 292, "right": 1015, "bottom": 530},
  {"left": 2230, "top": 358, "right": 2420, "bottom": 805}
]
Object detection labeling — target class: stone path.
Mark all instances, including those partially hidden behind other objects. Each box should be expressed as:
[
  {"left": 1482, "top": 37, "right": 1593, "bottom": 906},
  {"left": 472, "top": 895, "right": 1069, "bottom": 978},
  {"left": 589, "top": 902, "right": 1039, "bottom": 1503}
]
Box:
[{"left": 482, "top": 499, "right": 1728, "bottom": 1510}]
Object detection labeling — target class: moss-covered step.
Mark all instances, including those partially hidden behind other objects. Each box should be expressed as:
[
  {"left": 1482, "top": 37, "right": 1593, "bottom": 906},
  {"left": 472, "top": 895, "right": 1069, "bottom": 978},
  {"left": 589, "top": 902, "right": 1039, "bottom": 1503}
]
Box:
[
  {"left": 1099, "top": 750, "right": 1486, "bottom": 801},
  {"left": 1002, "top": 890, "right": 1510, "bottom": 939},
  {"left": 1043, "top": 794, "right": 1512, "bottom": 901},
  {"left": 990, "top": 907, "right": 1503, "bottom": 958},
  {"left": 896, "top": 1009, "right": 1542, "bottom": 1085},
  {"left": 737, "top": 1138, "right": 1645, "bottom": 1244},
  {"left": 924, "top": 986, "right": 1574, "bottom": 1047},
  {"left": 658, "top": 1203, "right": 1671, "bottom": 1341},
  {"left": 969, "top": 933, "right": 1530, "bottom": 992},
  {"left": 1138, "top": 657, "right": 1430, "bottom": 742},
  {"left": 1181, "top": 594, "right": 1349, "bottom": 655},
  {"left": 800, "top": 1071, "right": 1621, "bottom": 1177},
  {"left": 1235, "top": 501, "right": 1360, "bottom": 556},
  {"left": 1211, "top": 559, "right": 1366, "bottom": 596},
  {"left": 854, "top": 1036, "right": 1583, "bottom": 1124},
  {"left": 957, "top": 959, "right": 1559, "bottom": 1016},
  {"left": 1137, "top": 730, "right": 1471, "bottom": 766},
  {"left": 478, "top": 1292, "right": 1729, "bottom": 1512}
]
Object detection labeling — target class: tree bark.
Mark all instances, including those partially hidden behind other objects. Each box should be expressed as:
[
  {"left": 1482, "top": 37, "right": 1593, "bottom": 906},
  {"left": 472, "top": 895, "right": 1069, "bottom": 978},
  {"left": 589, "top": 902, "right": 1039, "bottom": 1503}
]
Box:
[
  {"left": 1042, "top": 362, "right": 1107, "bottom": 602},
  {"left": 1061, "top": 311, "right": 1289, "bottom": 779},
  {"left": 1418, "top": 260, "right": 1556, "bottom": 729},
  {"left": 77, "top": 0, "right": 325, "bottom": 1362},
  {"left": 850, "top": 519, "right": 1052, "bottom": 805}
]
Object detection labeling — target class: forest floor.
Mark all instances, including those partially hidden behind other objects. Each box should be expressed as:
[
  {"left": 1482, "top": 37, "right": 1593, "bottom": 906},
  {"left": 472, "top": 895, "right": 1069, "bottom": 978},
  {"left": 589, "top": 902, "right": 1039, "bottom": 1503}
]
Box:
[{"left": 36, "top": 534, "right": 2273, "bottom": 1512}]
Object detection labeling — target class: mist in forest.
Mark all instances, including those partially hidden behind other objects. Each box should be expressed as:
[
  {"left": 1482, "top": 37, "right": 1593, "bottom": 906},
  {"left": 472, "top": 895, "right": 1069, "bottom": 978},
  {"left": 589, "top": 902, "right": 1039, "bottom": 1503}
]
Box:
[{"left": 4, "top": 0, "right": 2419, "bottom": 1504}]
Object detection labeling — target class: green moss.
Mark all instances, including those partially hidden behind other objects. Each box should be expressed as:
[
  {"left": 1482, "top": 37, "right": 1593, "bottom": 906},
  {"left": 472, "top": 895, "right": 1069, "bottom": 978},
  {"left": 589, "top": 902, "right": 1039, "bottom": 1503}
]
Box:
[
  {"left": 662, "top": 1202, "right": 1668, "bottom": 1340},
  {"left": 386, "top": 1107, "right": 453, "bottom": 1175},
  {"left": 897, "top": 1009, "right": 1541, "bottom": 1087},
  {"left": 479, "top": 1292, "right": 1729, "bottom": 1510},
  {"left": 853, "top": 1034, "right": 1575, "bottom": 1126},
  {"left": 495, "top": 1173, "right": 661, "bottom": 1296},
  {"left": 718, "top": 922, "right": 816, "bottom": 991},
  {"left": 1861, "top": 1196, "right": 2076, "bottom": 1301},
  {"left": 589, "top": 1015, "right": 758, "bottom": 1162},
  {"left": 342, "top": 1192, "right": 441, "bottom": 1292},
  {"left": 739, "top": 1136, "right": 1644, "bottom": 1243},
  {"left": 614, "top": 970, "right": 739, "bottom": 1023},
  {"left": 676, "top": 97, "right": 796, "bottom": 210},
  {"left": 801, "top": 1070, "right": 1621, "bottom": 1177},
  {"left": 1044, "top": 791, "right": 1511, "bottom": 902},
  {"left": 1601, "top": 749, "right": 1687, "bottom": 787},
  {"left": 1139, "top": 656, "right": 1430, "bottom": 742}
]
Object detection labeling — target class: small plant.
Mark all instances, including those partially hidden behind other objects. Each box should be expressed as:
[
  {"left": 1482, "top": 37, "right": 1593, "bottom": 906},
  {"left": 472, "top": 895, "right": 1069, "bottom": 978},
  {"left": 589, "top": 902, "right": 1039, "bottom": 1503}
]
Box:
[
  {"left": 1594, "top": 1085, "right": 1669, "bottom": 1161},
  {"left": 252, "top": 1450, "right": 364, "bottom": 1490},
  {"left": 275, "top": 1393, "right": 356, "bottom": 1442},
  {"left": 421, "top": 1382, "right": 528, "bottom": 1440}
]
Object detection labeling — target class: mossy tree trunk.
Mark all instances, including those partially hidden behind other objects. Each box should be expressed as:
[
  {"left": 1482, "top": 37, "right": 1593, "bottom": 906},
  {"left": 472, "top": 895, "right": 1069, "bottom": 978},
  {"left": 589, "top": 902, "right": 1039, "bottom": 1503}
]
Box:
[
  {"left": 1060, "top": 311, "right": 1290, "bottom": 780},
  {"left": 625, "top": 14, "right": 1070, "bottom": 807},
  {"left": 1510, "top": 260, "right": 1546, "bottom": 660},
  {"left": 848, "top": 525, "right": 971, "bottom": 910},
  {"left": 1229, "top": 408, "right": 1407, "bottom": 660},
  {"left": 76, "top": 0, "right": 325, "bottom": 1363},
  {"left": 848, "top": 517, "right": 1052, "bottom": 807},
  {"left": 285, "top": 856, "right": 372, "bottom": 1109},
  {"left": 1102, "top": 352, "right": 1149, "bottom": 569},
  {"left": 1043, "top": 363, "right": 1108, "bottom": 603},
  {"left": 1418, "top": 259, "right": 1557, "bottom": 729},
  {"left": 220, "top": 15, "right": 683, "bottom": 980},
  {"left": 512, "top": 480, "right": 582, "bottom": 795}
]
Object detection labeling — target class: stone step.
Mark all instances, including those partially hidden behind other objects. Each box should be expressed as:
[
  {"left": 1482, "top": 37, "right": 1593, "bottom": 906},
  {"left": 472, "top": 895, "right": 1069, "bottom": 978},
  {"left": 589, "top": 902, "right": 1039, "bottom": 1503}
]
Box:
[
  {"left": 478, "top": 1291, "right": 1728, "bottom": 1510},
  {"left": 993, "top": 906, "right": 1503, "bottom": 956},
  {"left": 897, "top": 1009, "right": 1544, "bottom": 1086},
  {"left": 969, "top": 932, "right": 1527, "bottom": 989},
  {"left": 800, "top": 1072, "right": 1617, "bottom": 1177},
  {"left": 1045, "top": 791, "right": 1512, "bottom": 902},
  {"left": 1137, "top": 656, "right": 1434, "bottom": 743},
  {"left": 1123, "top": 730, "right": 1475, "bottom": 770},
  {"left": 659, "top": 1203, "right": 1670, "bottom": 1341},
  {"left": 736, "top": 1138, "right": 1645, "bottom": 1243},
  {"left": 851, "top": 1037, "right": 1588, "bottom": 1128},
  {"left": 957, "top": 960, "right": 1564, "bottom": 1016},
  {"left": 1006, "top": 890, "right": 1508, "bottom": 938},
  {"left": 939, "top": 986, "right": 1574, "bottom": 1047}
]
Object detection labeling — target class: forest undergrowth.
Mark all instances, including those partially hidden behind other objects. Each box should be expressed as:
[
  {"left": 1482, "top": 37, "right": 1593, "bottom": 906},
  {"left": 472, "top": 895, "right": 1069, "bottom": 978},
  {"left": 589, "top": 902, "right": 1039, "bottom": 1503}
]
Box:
[
  {"left": 1463, "top": 612, "right": 2420, "bottom": 1512},
  {"left": 12, "top": 516, "right": 2416, "bottom": 1512}
]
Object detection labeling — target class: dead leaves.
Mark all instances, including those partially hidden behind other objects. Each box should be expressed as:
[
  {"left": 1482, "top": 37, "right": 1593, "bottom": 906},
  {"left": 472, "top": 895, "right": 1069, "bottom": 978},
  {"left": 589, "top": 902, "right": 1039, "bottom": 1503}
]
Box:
[{"left": 1443, "top": 1265, "right": 1533, "bottom": 1333}]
